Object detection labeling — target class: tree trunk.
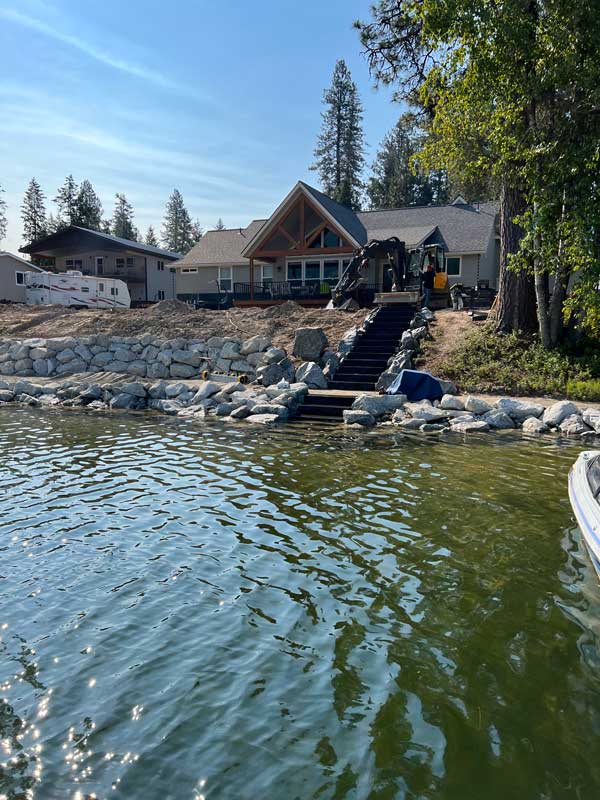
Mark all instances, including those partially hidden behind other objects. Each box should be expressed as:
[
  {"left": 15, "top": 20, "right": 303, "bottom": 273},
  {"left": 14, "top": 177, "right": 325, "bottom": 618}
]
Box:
[
  {"left": 548, "top": 190, "right": 570, "bottom": 345},
  {"left": 533, "top": 205, "right": 551, "bottom": 347},
  {"left": 495, "top": 182, "right": 537, "bottom": 333}
]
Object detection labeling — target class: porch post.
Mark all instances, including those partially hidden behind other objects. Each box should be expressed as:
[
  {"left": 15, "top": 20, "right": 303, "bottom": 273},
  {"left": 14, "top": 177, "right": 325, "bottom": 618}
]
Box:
[{"left": 249, "top": 257, "right": 254, "bottom": 301}]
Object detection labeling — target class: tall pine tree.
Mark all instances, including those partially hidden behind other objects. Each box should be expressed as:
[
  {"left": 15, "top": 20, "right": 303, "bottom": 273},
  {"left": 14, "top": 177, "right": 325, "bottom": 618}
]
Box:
[
  {"left": 367, "top": 114, "right": 441, "bottom": 208},
  {"left": 190, "top": 218, "right": 203, "bottom": 244},
  {"left": 145, "top": 226, "right": 158, "bottom": 247},
  {"left": 111, "top": 193, "right": 136, "bottom": 240},
  {"left": 311, "top": 59, "right": 365, "bottom": 209},
  {"left": 161, "top": 189, "right": 194, "bottom": 252},
  {"left": 215, "top": 218, "right": 225, "bottom": 230},
  {"left": 75, "top": 180, "right": 103, "bottom": 230},
  {"left": 0, "top": 184, "right": 7, "bottom": 244},
  {"left": 54, "top": 175, "right": 78, "bottom": 228},
  {"left": 21, "top": 178, "right": 47, "bottom": 243}
]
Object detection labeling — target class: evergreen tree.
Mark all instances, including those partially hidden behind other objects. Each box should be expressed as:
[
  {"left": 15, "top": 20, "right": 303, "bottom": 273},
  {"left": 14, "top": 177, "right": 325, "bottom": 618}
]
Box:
[
  {"left": 111, "top": 193, "right": 136, "bottom": 240},
  {"left": 46, "top": 213, "right": 61, "bottom": 235},
  {"left": 101, "top": 219, "right": 112, "bottom": 234},
  {"left": 0, "top": 184, "right": 7, "bottom": 244},
  {"left": 54, "top": 174, "right": 79, "bottom": 228},
  {"left": 215, "top": 218, "right": 225, "bottom": 230},
  {"left": 191, "top": 218, "right": 203, "bottom": 244},
  {"left": 161, "top": 189, "right": 194, "bottom": 252},
  {"left": 311, "top": 59, "right": 365, "bottom": 209},
  {"left": 21, "top": 178, "right": 47, "bottom": 242},
  {"left": 74, "top": 180, "right": 103, "bottom": 230},
  {"left": 145, "top": 226, "right": 158, "bottom": 247}
]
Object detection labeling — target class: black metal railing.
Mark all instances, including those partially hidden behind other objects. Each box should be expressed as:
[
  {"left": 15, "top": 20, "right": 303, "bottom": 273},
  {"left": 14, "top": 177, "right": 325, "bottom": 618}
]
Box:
[{"left": 233, "top": 281, "right": 382, "bottom": 304}]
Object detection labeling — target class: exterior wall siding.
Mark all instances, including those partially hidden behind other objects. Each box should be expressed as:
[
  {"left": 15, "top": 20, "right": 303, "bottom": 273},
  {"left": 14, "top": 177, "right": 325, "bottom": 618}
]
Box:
[{"left": 0, "top": 255, "right": 41, "bottom": 303}]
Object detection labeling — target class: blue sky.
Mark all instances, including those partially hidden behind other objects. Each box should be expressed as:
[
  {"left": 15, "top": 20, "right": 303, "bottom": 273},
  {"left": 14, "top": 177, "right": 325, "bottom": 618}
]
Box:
[{"left": 0, "top": 0, "right": 400, "bottom": 252}]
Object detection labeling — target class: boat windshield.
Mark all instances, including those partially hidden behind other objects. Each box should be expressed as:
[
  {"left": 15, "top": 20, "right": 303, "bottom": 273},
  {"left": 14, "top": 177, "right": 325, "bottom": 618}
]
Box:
[{"left": 588, "top": 456, "right": 600, "bottom": 499}]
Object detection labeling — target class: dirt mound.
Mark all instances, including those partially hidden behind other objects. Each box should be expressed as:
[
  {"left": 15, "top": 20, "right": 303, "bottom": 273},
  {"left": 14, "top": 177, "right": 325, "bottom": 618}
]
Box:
[
  {"left": 0, "top": 302, "right": 369, "bottom": 356},
  {"left": 147, "top": 299, "right": 194, "bottom": 315}
]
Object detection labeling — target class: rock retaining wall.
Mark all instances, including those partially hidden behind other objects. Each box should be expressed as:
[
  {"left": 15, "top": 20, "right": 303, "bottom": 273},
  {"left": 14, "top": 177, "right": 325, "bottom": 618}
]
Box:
[{"left": 0, "top": 333, "right": 275, "bottom": 381}]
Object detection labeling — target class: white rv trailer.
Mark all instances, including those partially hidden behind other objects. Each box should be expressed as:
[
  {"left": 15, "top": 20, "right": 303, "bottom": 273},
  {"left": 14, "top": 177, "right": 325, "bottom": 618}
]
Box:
[{"left": 25, "top": 270, "right": 131, "bottom": 309}]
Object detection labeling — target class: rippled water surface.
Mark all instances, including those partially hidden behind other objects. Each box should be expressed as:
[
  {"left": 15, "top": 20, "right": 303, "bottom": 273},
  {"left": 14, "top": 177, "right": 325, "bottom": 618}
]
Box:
[{"left": 1, "top": 408, "right": 600, "bottom": 799}]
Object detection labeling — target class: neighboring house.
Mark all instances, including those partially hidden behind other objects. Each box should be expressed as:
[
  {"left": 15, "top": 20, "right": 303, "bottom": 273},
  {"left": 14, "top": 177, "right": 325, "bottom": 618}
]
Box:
[
  {"left": 173, "top": 181, "right": 499, "bottom": 307},
  {"left": 20, "top": 227, "right": 182, "bottom": 304},
  {"left": 0, "top": 251, "right": 43, "bottom": 303}
]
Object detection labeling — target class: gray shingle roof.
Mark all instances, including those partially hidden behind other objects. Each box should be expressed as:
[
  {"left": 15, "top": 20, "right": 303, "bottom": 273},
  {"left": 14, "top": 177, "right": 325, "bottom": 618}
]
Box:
[
  {"left": 20, "top": 226, "right": 183, "bottom": 259},
  {"left": 358, "top": 201, "right": 498, "bottom": 253},
  {"left": 300, "top": 182, "right": 367, "bottom": 245},
  {"left": 172, "top": 220, "right": 268, "bottom": 268}
]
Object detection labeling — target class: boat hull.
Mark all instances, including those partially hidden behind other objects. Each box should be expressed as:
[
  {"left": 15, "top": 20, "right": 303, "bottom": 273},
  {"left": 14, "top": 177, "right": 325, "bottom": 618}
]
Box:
[{"left": 568, "top": 450, "right": 600, "bottom": 579}]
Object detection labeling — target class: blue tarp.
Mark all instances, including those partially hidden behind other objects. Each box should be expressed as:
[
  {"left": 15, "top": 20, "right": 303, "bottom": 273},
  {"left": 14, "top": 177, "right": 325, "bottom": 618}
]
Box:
[{"left": 386, "top": 369, "right": 444, "bottom": 402}]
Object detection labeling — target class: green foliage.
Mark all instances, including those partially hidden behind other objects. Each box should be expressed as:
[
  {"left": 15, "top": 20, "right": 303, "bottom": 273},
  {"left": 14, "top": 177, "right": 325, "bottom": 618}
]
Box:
[
  {"left": 54, "top": 175, "right": 78, "bottom": 228},
  {"left": 161, "top": 189, "right": 194, "bottom": 253},
  {"left": 357, "top": 0, "right": 600, "bottom": 338},
  {"left": 111, "top": 193, "right": 137, "bottom": 241},
  {"left": 367, "top": 112, "right": 449, "bottom": 209},
  {"left": 436, "top": 324, "right": 600, "bottom": 398},
  {"left": 311, "top": 59, "right": 365, "bottom": 209},
  {"left": 74, "top": 180, "right": 103, "bottom": 231},
  {"left": 215, "top": 218, "right": 225, "bottom": 230},
  {"left": 145, "top": 226, "right": 158, "bottom": 247},
  {"left": 21, "top": 177, "right": 47, "bottom": 243}
]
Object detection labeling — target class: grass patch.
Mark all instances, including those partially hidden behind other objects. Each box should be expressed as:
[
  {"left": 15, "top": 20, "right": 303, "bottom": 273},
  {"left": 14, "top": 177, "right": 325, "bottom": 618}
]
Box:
[{"left": 434, "top": 323, "right": 600, "bottom": 399}]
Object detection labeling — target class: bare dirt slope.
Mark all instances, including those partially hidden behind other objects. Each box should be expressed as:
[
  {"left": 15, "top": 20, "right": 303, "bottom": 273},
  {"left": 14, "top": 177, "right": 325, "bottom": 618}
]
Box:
[
  {"left": 417, "top": 309, "right": 481, "bottom": 375},
  {"left": 0, "top": 301, "right": 369, "bottom": 354}
]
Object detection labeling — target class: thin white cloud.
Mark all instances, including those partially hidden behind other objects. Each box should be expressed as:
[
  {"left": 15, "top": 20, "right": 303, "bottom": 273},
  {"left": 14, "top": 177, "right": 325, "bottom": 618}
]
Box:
[{"left": 0, "top": 7, "right": 208, "bottom": 101}]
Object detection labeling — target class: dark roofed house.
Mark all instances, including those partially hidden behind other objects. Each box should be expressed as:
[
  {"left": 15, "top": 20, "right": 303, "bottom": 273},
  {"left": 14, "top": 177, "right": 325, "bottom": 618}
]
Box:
[
  {"left": 20, "top": 227, "right": 182, "bottom": 305},
  {"left": 172, "top": 181, "right": 499, "bottom": 308}
]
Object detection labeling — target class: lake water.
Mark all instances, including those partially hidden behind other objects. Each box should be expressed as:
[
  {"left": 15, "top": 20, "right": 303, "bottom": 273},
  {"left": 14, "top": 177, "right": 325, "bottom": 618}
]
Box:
[{"left": 1, "top": 408, "right": 600, "bottom": 800}]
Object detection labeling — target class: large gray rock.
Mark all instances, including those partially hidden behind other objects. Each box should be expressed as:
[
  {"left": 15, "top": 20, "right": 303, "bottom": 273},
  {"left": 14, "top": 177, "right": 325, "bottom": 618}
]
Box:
[
  {"left": 126, "top": 361, "right": 147, "bottom": 377},
  {"left": 112, "top": 348, "right": 136, "bottom": 363},
  {"left": 172, "top": 349, "right": 203, "bottom": 367},
  {"left": 147, "top": 362, "right": 169, "bottom": 380},
  {"left": 14, "top": 358, "right": 34, "bottom": 374},
  {"left": 464, "top": 395, "right": 492, "bottom": 415},
  {"left": 450, "top": 419, "right": 490, "bottom": 433},
  {"left": 240, "top": 335, "right": 271, "bottom": 356},
  {"left": 293, "top": 328, "right": 328, "bottom": 361},
  {"left": 230, "top": 359, "right": 253, "bottom": 374},
  {"left": 559, "top": 414, "right": 590, "bottom": 436},
  {"left": 121, "top": 382, "right": 147, "bottom": 398},
  {"left": 110, "top": 392, "right": 143, "bottom": 410},
  {"left": 440, "top": 394, "right": 464, "bottom": 411},
  {"left": 230, "top": 405, "right": 252, "bottom": 420},
  {"left": 221, "top": 341, "right": 241, "bottom": 359},
  {"left": 92, "top": 351, "right": 114, "bottom": 367},
  {"left": 352, "top": 393, "right": 407, "bottom": 418},
  {"left": 522, "top": 416, "right": 549, "bottom": 434},
  {"left": 170, "top": 363, "right": 197, "bottom": 379},
  {"left": 33, "top": 358, "right": 54, "bottom": 376},
  {"left": 79, "top": 385, "right": 103, "bottom": 403},
  {"left": 0, "top": 363, "right": 15, "bottom": 375},
  {"left": 13, "top": 380, "right": 42, "bottom": 397},
  {"left": 165, "top": 382, "right": 189, "bottom": 398},
  {"left": 404, "top": 401, "right": 447, "bottom": 422},
  {"left": 250, "top": 403, "right": 289, "bottom": 419},
  {"left": 47, "top": 337, "right": 76, "bottom": 352},
  {"left": 56, "top": 359, "right": 87, "bottom": 375},
  {"left": 582, "top": 407, "right": 600, "bottom": 433},
  {"left": 10, "top": 344, "right": 30, "bottom": 360},
  {"left": 0, "top": 390, "right": 15, "bottom": 402},
  {"left": 495, "top": 398, "right": 545, "bottom": 422},
  {"left": 246, "top": 413, "right": 283, "bottom": 425},
  {"left": 74, "top": 344, "right": 93, "bottom": 362},
  {"left": 542, "top": 400, "right": 579, "bottom": 428},
  {"left": 256, "top": 363, "right": 284, "bottom": 387},
  {"left": 483, "top": 410, "right": 516, "bottom": 429},
  {"left": 343, "top": 409, "right": 376, "bottom": 426},
  {"left": 191, "top": 381, "right": 221, "bottom": 403},
  {"left": 262, "top": 347, "right": 287, "bottom": 365},
  {"left": 295, "top": 362, "right": 327, "bottom": 389},
  {"left": 29, "top": 347, "right": 52, "bottom": 360},
  {"left": 395, "top": 416, "right": 425, "bottom": 430}
]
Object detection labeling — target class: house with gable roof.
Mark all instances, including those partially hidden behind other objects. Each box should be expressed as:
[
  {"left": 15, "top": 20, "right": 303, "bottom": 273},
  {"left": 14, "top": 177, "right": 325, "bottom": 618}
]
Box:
[{"left": 175, "top": 181, "right": 500, "bottom": 307}]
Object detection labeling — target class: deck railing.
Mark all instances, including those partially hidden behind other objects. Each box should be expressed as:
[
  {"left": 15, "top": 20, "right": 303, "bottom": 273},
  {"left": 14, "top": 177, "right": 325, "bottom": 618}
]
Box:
[{"left": 233, "top": 281, "right": 381, "bottom": 304}]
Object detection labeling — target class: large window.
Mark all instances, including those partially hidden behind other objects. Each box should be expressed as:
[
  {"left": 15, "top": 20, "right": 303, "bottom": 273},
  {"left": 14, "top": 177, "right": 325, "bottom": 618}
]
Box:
[
  {"left": 15, "top": 271, "right": 25, "bottom": 285},
  {"left": 66, "top": 259, "right": 82, "bottom": 269},
  {"left": 286, "top": 258, "right": 346, "bottom": 286},
  {"left": 261, "top": 265, "right": 273, "bottom": 284},
  {"left": 157, "top": 260, "right": 165, "bottom": 272},
  {"left": 219, "top": 267, "right": 232, "bottom": 291},
  {"left": 287, "top": 262, "right": 302, "bottom": 285},
  {"left": 445, "top": 256, "right": 461, "bottom": 276},
  {"left": 308, "top": 227, "right": 342, "bottom": 249}
]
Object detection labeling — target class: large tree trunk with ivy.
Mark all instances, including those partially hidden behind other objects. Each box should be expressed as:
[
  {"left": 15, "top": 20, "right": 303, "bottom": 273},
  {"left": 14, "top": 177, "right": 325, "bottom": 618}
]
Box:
[{"left": 495, "top": 183, "right": 536, "bottom": 333}]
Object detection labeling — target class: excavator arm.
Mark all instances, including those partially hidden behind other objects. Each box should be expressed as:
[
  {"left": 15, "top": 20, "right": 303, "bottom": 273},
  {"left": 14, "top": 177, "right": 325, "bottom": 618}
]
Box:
[{"left": 329, "top": 237, "right": 409, "bottom": 309}]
